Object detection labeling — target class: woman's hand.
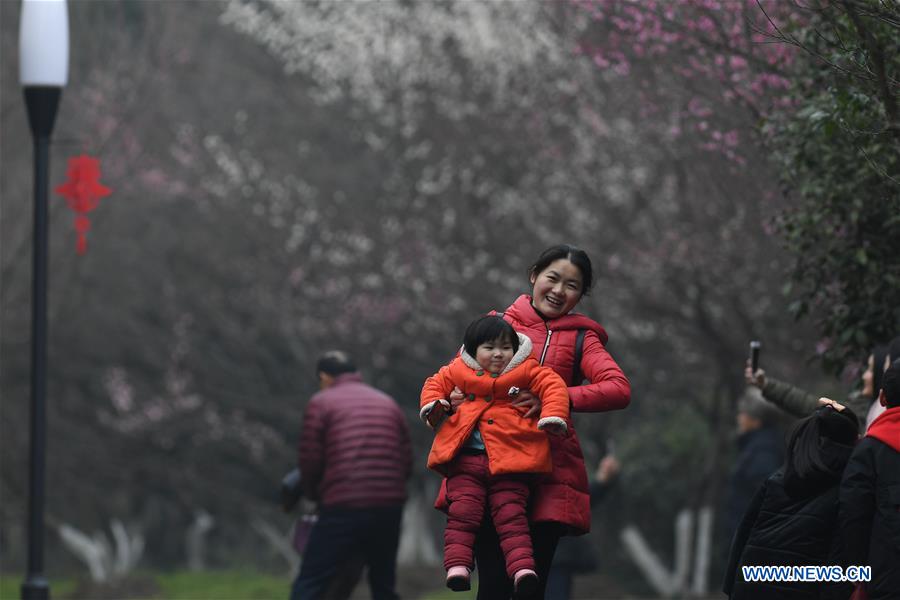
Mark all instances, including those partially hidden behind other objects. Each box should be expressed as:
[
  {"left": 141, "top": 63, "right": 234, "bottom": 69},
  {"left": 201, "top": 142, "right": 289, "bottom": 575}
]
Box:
[
  {"left": 449, "top": 386, "right": 466, "bottom": 411},
  {"left": 744, "top": 359, "right": 766, "bottom": 389},
  {"left": 512, "top": 389, "right": 541, "bottom": 418}
]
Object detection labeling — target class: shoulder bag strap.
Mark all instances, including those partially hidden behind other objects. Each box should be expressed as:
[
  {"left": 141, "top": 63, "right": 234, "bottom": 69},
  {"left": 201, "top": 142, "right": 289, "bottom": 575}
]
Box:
[{"left": 571, "top": 329, "right": 586, "bottom": 386}]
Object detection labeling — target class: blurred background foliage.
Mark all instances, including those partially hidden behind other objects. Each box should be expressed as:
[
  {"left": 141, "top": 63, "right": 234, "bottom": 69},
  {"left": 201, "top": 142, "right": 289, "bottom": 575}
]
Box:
[{"left": 765, "top": 0, "right": 900, "bottom": 375}]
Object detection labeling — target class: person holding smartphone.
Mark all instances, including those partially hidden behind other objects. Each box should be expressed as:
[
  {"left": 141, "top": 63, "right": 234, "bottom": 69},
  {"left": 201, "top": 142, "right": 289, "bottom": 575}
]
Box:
[{"left": 743, "top": 337, "right": 899, "bottom": 434}]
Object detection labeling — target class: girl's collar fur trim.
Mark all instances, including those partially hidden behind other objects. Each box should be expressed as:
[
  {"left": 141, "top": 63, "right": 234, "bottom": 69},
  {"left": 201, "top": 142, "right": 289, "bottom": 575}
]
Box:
[{"left": 460, "top": 333, "right": 532, "bottom": 375}]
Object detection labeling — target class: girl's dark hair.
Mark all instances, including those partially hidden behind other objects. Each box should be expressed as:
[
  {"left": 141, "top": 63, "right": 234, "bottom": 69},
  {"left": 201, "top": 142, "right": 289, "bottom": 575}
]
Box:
[
  {"left": 463, "top": 316, "right": 519, "bottom": 358},
  {"left": 784, "top": 405, "right": 858, "bottom": 483},
  {"left": 872, "top": 344, "right": 889, "bottom": 401},
  {"left": 528, "top": 244, "right": 593, "bottom": 295}
]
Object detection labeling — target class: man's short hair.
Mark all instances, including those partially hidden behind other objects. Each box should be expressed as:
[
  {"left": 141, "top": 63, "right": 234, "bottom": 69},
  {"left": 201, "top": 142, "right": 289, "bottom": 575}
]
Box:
[
  {"left": 316, "top": 350, "right": 357, "bottom": 376},
  {"left": 882, "top": 358, "right": 900, "bottom": 408},
  {"left": 737, "top": 387, "right": 779, "bottom": 426}
]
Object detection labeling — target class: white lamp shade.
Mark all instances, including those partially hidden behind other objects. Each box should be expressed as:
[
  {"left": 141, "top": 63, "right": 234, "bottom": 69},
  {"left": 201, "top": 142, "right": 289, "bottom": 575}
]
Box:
[{"left": 19, "top": 0, "right": 69, "bottom": 87}]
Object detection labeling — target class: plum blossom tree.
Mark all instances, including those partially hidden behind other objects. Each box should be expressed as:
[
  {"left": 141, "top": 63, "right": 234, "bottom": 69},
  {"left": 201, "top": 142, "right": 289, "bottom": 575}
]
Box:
[{"left": 574, "top": 0, "right": 900, "bottom": 372}]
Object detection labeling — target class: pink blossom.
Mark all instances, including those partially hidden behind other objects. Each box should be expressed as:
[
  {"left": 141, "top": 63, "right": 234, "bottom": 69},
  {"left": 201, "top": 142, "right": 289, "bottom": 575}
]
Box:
[
  {"left": 140, "top": 169, "right": 168, "bottom": 188},
  {"left": 697, "top": 16, "right": 716, "bottom": 33},
  {"left": 687, "top": 98, "right": 712, "bottom": 118},
  {"left": 593, "top": 52, "right": 610, "bottom": 69},
  {"left": 723, "top": 130, "right": 739, "bottom": 147},
  {"left": 613, "top": 60, "right": 631, "bottom": 76},
  {"left": 729, "top": 55, "right": 748, "bottom": 70}
]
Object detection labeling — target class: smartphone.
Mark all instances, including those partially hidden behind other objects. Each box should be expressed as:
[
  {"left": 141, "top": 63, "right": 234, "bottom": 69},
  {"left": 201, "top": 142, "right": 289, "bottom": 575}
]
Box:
[{"left": 750, "top": 340, "right": 761, "bottom": 373}]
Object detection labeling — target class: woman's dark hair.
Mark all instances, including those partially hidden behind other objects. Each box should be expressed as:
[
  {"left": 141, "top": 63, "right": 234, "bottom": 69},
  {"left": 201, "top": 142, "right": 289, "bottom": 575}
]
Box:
[
  {"left": 528, "top": 244, "right": 593, "bottom": 295},
  {"left": 784, "top": 405, "right": 858, "bottom": 484},
  {"left": 872, "top": 344, "right": 889, "bottom": 401},
  {"left": 882, "top": 358, "right": 900, "bottom": 408},
  {"left": 316, "top": 350, "right": 357, "bottom": 376},
  {"left": 887, "top": 335, "right": 900, "bottom": 363},
  {"left": 463, "top": 316, "right": 519, "bottom": 358}
]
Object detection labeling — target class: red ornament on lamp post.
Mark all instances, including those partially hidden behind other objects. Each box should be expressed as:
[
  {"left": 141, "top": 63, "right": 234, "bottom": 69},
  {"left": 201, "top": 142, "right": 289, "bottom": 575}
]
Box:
[{"left": 54, "top": 154, "right": 112, "bottom": 254}]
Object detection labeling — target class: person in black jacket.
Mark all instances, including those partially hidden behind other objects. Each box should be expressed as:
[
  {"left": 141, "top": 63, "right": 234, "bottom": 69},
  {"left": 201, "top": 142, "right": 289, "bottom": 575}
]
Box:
[
  {"left": 839, "top": 358, "right": 900, "bottom": 600},
  {"left": 723, "top": 403, "right": 858, "bottom": 600}
]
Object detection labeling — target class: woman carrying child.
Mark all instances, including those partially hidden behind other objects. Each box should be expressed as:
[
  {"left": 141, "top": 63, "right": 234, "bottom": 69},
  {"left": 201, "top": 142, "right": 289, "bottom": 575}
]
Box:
[
  {"left": 435, "top": 244, "right": 631, "bottom": 599},
  {"left": 421, "top": 315, "right": 570, "bottom": 595}
]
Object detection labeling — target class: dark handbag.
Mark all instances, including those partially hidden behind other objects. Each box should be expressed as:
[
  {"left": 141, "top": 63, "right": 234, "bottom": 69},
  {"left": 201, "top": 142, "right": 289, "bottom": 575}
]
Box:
[{"left": 280, "top": 467, "right": 303, "bottom": 512}]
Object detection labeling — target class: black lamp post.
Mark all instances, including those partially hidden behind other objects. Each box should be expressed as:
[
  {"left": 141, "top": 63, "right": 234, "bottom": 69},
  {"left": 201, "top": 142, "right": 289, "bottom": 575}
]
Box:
[{"left": 19, "top": 1, "right": 68, "bottom": 598}]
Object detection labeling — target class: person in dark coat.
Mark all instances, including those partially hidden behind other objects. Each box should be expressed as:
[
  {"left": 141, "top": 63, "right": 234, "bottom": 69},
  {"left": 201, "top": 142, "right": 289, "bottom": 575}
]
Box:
[
  {"left": 723, "top": 403, "right": 858, "bottom": 600},
  {"left": 290, "top": 351, "right": 413, "bottom": 600},
  {"left": 839, "top": 358, "right": 900, "bottom": 600},
  {"left": 723, "top": 388, "right": 784, "bottom": 543}
]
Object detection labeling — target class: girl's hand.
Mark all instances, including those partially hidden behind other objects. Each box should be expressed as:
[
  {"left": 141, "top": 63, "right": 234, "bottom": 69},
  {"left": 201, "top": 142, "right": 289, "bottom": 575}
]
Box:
[
  {"left": 541, "top": 421, "right": 567, "bottom": 436},
  {"left": 818, "top": 397, "right": 847, "bottom": 412},
  {"left": 512, "top": 389, "right": 541, "bottom": 418},
  {"left": 449, "top": 386, "right": 466, "bottom": 410},
  {"left": 425, "top": 399, "right": 451, "bottom": 428}
]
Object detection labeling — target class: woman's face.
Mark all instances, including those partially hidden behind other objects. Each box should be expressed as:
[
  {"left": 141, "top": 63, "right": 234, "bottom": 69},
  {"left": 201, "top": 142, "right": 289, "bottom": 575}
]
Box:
[
  {"left": 530, "top": 258, "right": 584, "bottom": 319},
  {"left": 861, "top": 353, "right": 874, "bottom": 398}
]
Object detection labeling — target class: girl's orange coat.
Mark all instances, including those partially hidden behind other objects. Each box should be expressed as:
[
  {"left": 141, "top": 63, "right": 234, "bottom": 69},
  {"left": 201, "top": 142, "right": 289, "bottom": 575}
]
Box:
[{"left": 421, "top": 352, "right": 569, "bottom": 476}]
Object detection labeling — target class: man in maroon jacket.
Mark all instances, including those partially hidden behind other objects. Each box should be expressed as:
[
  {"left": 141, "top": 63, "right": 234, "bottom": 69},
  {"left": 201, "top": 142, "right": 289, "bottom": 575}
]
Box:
[{"left": 291, "top": 351, "right": 413, "bottom": 600}]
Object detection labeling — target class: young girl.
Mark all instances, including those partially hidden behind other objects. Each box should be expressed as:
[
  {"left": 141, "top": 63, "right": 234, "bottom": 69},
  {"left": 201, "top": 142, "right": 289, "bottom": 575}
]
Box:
[{"left": 420, "top": 315, "right": 569, "bottom": 595}]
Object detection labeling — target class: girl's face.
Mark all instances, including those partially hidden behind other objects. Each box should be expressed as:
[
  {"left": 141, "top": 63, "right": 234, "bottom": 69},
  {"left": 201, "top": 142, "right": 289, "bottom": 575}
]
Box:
[
  {"left": 862, "top": 353, "right": 875, "bottom": 398},
  {"left": 530, "top": 258, "right": 584, "bottom": 319},
  {"left": 476, "top": 336, "right": 515, "bottom": 374}
]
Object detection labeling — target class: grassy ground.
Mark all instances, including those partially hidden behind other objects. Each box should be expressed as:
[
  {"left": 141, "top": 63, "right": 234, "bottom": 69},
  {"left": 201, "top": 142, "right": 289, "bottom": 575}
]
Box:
[
  {"left": 0, "top": 569, "right": 646, "bottom": 599},
  {"left": 0, "top": 571, "right": 291, "bottom": 600},
  {"left": 0, "top": 570, "right": 455, "bottom": 600},
  {"left": 155, "top": 570, "right": 292, "bottom": 600},
  {"left": 0, "top": 575, "right": 78, "bottom": 600}
]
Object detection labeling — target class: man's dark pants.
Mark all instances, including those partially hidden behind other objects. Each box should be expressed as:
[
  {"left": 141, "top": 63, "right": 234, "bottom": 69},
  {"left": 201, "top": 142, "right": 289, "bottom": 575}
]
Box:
[{"left": 290, "top": 505, "right": 403, "bottom": 600}]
